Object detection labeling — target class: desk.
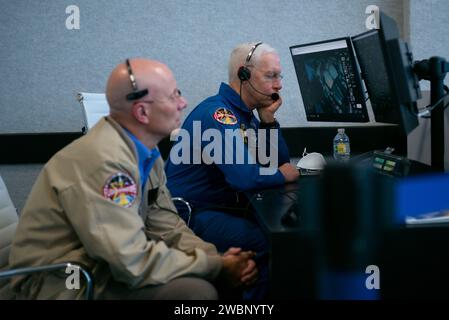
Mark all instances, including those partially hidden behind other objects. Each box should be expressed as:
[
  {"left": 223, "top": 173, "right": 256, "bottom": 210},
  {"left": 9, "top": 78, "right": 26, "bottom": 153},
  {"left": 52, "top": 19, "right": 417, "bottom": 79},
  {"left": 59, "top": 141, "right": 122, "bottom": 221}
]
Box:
[
  {"left": 247, "top": 167, "right": 449, "bottom": 299},
  {"left": 381, "top": 224, "right": 449, "bottom": 299}
]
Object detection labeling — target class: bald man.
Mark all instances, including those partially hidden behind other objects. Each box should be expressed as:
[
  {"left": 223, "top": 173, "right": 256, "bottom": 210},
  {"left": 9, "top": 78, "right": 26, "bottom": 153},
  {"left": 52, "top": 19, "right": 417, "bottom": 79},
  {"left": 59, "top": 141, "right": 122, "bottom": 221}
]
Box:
[{"left": 8, "top": 58, "right": 257, "bottom": 300}]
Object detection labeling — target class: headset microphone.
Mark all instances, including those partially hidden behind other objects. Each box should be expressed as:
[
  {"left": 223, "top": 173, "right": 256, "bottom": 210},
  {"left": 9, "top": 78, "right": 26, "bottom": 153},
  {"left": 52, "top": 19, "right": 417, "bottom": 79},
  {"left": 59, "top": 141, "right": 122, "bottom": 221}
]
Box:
[{"left": 247, "top": 80, "right": 280, "bottom": 101}]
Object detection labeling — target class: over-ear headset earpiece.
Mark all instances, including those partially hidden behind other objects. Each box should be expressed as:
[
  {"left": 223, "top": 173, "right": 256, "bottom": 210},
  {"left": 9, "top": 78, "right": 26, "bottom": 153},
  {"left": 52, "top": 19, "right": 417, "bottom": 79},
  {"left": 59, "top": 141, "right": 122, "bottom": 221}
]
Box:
[
  {"left": 237, "top": 42, "right": 263, "bottom": 81},
  {"left": 237, "top": 66, "right": 251, "bottom": 81}
]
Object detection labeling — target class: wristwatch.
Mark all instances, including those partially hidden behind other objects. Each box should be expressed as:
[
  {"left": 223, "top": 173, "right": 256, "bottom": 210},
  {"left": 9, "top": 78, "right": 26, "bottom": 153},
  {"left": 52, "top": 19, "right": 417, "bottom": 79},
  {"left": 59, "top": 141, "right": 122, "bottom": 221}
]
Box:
[{"left": 259, "top": 118, "right": 279, "bottom": 129}]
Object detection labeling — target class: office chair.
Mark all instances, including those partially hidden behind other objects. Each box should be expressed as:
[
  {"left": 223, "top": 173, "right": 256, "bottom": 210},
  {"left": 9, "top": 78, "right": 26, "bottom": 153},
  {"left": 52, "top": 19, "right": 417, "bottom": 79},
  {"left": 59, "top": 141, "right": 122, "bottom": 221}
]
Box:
[
  {"left": 171, "top": 197, "right": 193, "bottom": 227},
  {"left": 77, "top": 92, "right": 110, "bottom": 133},
  {"left": 0, "top": 175, "right": 94, "bottom": 299}
]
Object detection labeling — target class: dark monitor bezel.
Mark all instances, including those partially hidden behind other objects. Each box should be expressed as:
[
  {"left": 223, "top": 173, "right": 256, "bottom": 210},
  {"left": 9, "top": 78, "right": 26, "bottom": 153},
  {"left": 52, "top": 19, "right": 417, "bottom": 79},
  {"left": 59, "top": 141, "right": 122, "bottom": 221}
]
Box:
[
  {"left": 351, "top": 29, "right": 398, "bottom": 124},
  {"left": 351, "top": 13, "right": 421, "bottom": 135},
  {"left": 290, "top": 37, "right": 369, "bottom": 123},
  {"left": 351, "top": 29, "right": 421, "bottom": 134}
]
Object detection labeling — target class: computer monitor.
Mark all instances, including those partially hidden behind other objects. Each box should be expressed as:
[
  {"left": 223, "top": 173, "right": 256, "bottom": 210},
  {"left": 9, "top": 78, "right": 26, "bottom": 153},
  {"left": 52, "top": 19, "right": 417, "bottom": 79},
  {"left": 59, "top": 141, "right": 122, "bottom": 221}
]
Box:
[
  {"left": 290, "top": 37, "right": 369, "bottom": 122},
  {"left": 351, "top": 13, "right": 421, "bottom": 135}
]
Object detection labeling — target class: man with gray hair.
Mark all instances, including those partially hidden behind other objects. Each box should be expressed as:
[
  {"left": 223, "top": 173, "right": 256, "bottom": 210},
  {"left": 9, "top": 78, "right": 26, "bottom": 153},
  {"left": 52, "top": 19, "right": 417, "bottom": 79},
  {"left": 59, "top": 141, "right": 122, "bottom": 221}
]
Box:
[{"left": 166, "top": 42, "right": 299, "bottom": 299}]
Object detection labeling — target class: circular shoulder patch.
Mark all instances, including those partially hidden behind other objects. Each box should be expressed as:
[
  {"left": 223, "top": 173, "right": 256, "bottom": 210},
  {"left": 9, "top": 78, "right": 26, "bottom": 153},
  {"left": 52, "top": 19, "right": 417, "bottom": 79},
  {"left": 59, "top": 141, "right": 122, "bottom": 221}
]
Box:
[
  {"left": 103, "top": 172, "right": 137, "bottom": 208},
  {"left": 213, "top": 107, "right": 237, "bottom": 125}
]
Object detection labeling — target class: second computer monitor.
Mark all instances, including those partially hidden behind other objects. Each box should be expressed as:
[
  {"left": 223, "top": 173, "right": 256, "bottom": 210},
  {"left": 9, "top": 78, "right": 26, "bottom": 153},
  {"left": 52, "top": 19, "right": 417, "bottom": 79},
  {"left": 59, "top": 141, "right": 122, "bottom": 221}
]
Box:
[
  {"left": 352, "top": 25, "right": 420, "bottom": 135},
  {"left": 290, "top": 37, "right": 369, "bottom": 123}
]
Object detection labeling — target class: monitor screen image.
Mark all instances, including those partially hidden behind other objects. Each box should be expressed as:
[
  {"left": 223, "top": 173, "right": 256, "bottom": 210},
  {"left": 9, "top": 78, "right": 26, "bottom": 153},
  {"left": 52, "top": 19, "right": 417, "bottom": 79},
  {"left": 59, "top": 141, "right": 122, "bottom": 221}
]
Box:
[{"left": 290, "top": 38, "right": 369, "bottom": 122}]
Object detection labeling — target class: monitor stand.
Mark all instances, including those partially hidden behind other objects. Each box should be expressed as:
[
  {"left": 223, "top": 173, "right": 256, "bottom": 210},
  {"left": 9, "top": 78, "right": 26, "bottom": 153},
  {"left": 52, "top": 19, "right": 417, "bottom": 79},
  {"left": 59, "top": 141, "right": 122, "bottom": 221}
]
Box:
[{"left": 414, "top": 57, "right": 449, "bottom": 171}]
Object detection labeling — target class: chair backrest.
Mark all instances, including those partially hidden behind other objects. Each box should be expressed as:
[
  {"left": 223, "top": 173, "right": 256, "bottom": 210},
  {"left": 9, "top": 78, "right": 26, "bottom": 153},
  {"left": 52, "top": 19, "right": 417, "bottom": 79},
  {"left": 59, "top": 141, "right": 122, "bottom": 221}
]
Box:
[
  {"left": 0, "top": 175, "right": 18, "bottom": 298},
  {"left": 0, "top": 175, "right": 18, "bottom": 271},
  {"left": 77, "top": 92, "right": 109, "bottom": 132}
]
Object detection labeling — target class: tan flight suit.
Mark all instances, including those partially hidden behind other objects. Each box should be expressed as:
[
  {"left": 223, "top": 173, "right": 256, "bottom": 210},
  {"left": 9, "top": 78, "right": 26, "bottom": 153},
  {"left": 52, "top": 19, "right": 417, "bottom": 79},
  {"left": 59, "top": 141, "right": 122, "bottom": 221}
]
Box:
[{"left": 8, "top": 117, "right": 222, "bottom": 299}]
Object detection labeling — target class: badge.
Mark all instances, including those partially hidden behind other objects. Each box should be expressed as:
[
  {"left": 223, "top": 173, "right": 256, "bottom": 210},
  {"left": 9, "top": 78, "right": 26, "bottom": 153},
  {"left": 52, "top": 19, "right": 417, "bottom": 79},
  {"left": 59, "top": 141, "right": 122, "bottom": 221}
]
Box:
[
  {"left": 103, "top": 172, "right": 137, "bottom": 208},
  {"left": 213, "top": 107, "right": 237, "bottom": 125}
]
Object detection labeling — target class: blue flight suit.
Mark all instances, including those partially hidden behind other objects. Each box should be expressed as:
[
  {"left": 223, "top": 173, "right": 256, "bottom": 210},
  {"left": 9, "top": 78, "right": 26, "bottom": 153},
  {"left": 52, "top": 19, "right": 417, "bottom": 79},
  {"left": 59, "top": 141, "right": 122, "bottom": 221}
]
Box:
[{"left": 165, "top": 83, "right": 291, "bottom": 299}]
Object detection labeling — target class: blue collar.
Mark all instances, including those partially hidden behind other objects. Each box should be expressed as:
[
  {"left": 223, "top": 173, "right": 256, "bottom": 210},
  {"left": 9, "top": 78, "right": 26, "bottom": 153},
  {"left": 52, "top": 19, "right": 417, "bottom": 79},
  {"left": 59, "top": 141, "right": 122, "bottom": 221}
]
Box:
[
  {"left": 125, "top": 129, "right": 160, "bottom": 192},
  {"left": 219, "top": 83, "right": 253, "bottom": 115}
]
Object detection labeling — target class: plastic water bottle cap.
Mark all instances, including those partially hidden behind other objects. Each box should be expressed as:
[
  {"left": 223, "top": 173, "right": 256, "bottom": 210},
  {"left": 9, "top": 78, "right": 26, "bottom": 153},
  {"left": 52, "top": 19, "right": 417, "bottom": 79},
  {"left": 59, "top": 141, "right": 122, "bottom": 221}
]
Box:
[{"left": 338, "top": 128, "right": 345, "bottom": 134}]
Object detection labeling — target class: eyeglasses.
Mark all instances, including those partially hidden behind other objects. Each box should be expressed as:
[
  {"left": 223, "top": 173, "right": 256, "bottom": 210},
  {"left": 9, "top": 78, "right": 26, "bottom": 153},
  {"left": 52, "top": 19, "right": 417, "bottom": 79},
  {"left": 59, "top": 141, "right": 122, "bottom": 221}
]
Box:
[
  {"left": 247, "top": 65, "right": 283, "bottom": 82},
  {"left": 137, "top": 88, "right": 183, "bottom": 104},
  {"left": 262, "top": 72, "right": 284, "bottom": 82},
  {"left": 168, "top": 88, "right": 182, "bottom": 102}
]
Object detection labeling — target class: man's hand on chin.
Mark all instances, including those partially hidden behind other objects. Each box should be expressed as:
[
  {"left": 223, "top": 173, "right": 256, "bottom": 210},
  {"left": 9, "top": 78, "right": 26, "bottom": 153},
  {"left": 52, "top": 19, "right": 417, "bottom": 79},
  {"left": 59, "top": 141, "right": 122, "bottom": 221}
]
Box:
[{"left": 257, "top": 95, "right": 282, "bottom": 123}]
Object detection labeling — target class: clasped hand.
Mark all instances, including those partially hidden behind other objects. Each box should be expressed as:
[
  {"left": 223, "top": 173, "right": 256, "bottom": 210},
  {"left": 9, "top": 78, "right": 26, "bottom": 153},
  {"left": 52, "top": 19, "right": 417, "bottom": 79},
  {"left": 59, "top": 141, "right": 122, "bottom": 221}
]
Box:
[{"left": 221, "top": 247, "right": 258, "bottom": 288}]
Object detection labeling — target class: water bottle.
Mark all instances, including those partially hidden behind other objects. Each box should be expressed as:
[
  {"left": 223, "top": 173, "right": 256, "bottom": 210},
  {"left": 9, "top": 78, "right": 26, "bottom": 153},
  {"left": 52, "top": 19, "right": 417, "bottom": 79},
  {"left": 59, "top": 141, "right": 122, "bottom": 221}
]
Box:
[{"left": 333, "top": 128, "right": 350, "bottom": 161}]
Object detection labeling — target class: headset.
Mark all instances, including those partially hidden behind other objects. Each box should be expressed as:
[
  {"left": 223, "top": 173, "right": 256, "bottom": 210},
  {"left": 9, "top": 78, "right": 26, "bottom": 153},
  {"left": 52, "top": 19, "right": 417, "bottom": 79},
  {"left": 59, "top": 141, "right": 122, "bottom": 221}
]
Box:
[
  {"left": 125, "top": 58, "right": 149, "bottom": 101},
  {"left": 237, "top": 43, "right": 279, "bottom": 101},
  {"left": 237, "top": 42, "right": 263, "bottom": 81}
]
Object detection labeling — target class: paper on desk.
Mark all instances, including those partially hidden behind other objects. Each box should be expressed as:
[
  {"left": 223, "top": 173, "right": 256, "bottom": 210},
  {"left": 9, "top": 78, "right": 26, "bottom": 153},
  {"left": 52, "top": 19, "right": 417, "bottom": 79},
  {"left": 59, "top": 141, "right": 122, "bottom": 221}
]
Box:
[{"left": 405, "top": 210, "right": 449, "bottom": 225}]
